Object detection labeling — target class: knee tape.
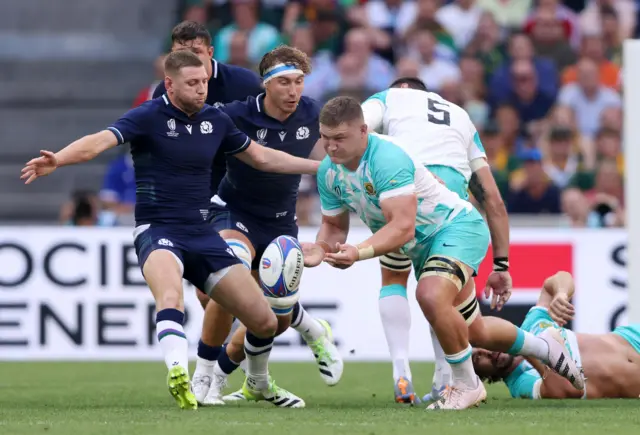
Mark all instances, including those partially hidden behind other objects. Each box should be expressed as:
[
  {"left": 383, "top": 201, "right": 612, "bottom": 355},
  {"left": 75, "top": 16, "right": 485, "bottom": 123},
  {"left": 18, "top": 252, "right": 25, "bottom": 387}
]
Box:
[
  {"left": 456, "top": 290, "right": 480, "bottom": 326},
  {"left": 418, "top": 255, "right": 469, "bottom": 291},
  {"left": 379, "top": 284, "right": 408, "bottom": 299},
  {"left": 226, "top": 239, "right": 252, "bottom": 270},
  {"left": 380, "top": 252, "right": 412, "bottom": 272}
]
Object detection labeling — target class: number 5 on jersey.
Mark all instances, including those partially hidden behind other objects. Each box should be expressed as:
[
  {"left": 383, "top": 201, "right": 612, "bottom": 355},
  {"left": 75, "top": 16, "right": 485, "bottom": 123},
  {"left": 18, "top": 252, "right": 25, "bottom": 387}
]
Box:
[{"left": 428, "top": 99, "right": 450, "bottom": 126}]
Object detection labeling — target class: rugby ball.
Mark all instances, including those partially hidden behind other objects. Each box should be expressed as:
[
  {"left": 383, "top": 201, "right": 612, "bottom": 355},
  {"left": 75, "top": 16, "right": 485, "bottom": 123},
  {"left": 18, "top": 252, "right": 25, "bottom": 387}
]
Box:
[{"left": 259, "top": 235, "right": 304, "bottom": 314}]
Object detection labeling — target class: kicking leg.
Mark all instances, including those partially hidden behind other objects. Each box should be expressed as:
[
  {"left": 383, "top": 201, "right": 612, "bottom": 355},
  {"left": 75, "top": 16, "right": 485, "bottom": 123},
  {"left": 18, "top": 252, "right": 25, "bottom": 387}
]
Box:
[
  {"left": 378, "top": 255, "right": 418, "bottom": 404},
  {"left": 143, "top": 248, "right": 197, "bottom": 410}
]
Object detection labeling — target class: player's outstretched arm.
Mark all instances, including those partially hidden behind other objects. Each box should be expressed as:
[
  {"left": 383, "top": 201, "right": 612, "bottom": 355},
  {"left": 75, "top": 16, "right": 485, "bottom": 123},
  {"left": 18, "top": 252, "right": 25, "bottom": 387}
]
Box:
[
  {"left": 235, "top": 140, "right": 320, "bottom": 175},
  {"left": 21, "top": 131, "right": 118, "bottom": 184}
]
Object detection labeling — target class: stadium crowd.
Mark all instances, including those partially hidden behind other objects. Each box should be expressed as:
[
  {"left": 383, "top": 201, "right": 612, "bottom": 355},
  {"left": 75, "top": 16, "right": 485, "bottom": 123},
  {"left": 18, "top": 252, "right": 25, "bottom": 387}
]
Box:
[{"left": 82, "top": 0, "right": 629, "bottom": 228}]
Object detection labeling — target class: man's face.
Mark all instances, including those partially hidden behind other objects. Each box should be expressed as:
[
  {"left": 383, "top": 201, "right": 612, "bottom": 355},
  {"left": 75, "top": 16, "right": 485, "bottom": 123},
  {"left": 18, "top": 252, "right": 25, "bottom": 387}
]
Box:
[
  {"left": 166, "top": 65, "right": 209, "bottom": 114},
  {"left": 265, "top": 73, "right": 304, "bottom": 115},
  {"left": 320, "top": 121, "right": 367, "bottom": 165},
  {"left": 472, "top": 349, "right": 516, "bottom": 382},
  {"left": 171, "top": 38, "right": 214, "bottom": 78}
]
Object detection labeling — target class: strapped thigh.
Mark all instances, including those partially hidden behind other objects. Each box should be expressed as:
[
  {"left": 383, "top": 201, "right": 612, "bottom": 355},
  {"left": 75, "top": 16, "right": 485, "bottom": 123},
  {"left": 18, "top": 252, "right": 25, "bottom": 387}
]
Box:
[
  {"left": 418, "top": 255, "right": 469, "bottom": 291},
  {"left": 380, "top": 252, "right": 412, "bottom": 272},
  {"left": 455, "top": 287, "right": 480, "bottom": 326}
]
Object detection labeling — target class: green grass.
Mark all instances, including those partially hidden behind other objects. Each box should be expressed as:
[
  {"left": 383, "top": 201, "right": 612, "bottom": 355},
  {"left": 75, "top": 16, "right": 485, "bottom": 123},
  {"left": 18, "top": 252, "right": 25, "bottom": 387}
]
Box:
[{"left": 0, "top": 362, "right": 638, "bottom": 435}]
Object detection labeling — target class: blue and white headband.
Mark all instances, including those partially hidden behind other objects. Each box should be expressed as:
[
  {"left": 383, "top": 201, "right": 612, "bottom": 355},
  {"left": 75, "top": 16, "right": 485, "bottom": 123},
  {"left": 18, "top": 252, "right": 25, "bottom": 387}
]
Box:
[{"left": 262, "top": 63, "right": 304, "bottom": 84}]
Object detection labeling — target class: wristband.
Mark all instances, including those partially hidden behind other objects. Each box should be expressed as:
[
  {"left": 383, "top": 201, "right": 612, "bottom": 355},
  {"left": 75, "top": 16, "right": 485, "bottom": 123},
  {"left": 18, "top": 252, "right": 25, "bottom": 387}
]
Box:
[
  {"left": 357, "top": 245, "right": 375, "bottom": 261},
  {"left": 493, "top": 257, "right": 509, "bottom": 272}
]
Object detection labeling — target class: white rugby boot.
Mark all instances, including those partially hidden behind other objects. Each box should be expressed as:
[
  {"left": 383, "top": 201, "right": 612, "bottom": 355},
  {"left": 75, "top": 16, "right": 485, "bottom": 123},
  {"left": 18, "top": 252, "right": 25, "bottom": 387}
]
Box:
[
  {"left": 426, "top": 378, "right": 487, "bottom": 410},
  {"left": 539, "top": 328, "right": 584, "bottom": 390},
  {"left": 202, "top": 372, "right": 227, "bottom": 406},
  {"left": 305, "top": 319, "right": 344, "bottom": 386},
  {"left": 191, "top": 372, "right": 212, "bottom": 405}
]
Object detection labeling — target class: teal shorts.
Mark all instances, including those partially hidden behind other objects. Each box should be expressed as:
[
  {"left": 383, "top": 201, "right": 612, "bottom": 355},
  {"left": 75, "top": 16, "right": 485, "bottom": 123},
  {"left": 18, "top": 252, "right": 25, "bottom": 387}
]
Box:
[
  {"left": 427, "top": 165, "right": 469, "bottom": 200},
  {"left": 613, "top": 325, "right": 640, "bottom": 355},
  {"left": 409, "top": 207, "right": 490, "bottom": 278}
]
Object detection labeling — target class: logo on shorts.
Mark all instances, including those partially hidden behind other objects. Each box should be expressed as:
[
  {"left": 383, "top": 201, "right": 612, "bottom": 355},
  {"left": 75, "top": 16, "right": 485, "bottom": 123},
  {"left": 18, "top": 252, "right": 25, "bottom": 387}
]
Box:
[
  {"left": 226, "top": 248, "right": 235, "bottom": 257},
  {"left": 167, "top": 119, "right": 179, "bottom": 137},
  {"left": 334, "top": 186, "right": 342, "bottom": 196},
  {"left": 236, "top": 222, "right": 249, "bottom": 233},
  {"left": 364, "top": 182, "right": 376, "bottom": 196},
  {"left": 158, "top": 238, "right": 174, "bottom": 247},
  {"left": 257, "top": 128, "right": 268, "bottom": 145},
  {"left": 200, "top": 121, "right": 213, "bottom": 134},
  {"left": 296, "top": 126, "right": 309, "bottom": 140},
  {"left": 262, "top": 258, "right": 272, "bottom": 269},
  {"left": 213, "top": 102, "right": 224, "bottom": 108}
]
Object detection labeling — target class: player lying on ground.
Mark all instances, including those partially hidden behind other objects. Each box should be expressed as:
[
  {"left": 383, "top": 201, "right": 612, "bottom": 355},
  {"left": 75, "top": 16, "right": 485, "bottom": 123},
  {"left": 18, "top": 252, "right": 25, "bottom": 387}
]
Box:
[
  {"left": 361, "top": 78, "right": 512, "bottom": 403},
  {"left": 473, "top": 271, "right": 640, "bottom": 399},
  {"left": 301, "top": 97, "right": 583, "bottom": 410},
  {"left": 191, "top": 45, "right": 342, "bottom": 408},
  {"left": 21, "top": 50, "right": 319, "bottom": 410}
]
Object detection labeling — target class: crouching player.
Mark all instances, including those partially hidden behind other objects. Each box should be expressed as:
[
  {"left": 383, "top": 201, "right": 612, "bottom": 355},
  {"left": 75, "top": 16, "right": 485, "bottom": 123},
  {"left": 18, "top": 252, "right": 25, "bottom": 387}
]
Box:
[
  {"left": 473, "top": 271, "right": 640, "bottom": 399},
  {"left": 302, "top": 97, "right": 584, "bottom": 409},
  {"left": 191, "top": 45, "right": 343, "bottom": 407}
]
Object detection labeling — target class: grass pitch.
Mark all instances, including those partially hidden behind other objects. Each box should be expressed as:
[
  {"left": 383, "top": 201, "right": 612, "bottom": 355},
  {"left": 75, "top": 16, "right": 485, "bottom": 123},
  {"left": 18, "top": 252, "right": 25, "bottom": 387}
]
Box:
[{"left": 1, "top": 362, "right": 638, "bottom": 435}]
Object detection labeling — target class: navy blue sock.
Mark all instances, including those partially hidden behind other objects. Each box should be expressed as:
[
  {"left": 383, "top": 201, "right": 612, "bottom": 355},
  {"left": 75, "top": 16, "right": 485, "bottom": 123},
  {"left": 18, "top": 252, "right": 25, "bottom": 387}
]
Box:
[
  {"left": 197, "top": 340, "right": 223, "bottom": 362},
  {"left": 217, "top": 346, "right": 240, "bottom": 375}
]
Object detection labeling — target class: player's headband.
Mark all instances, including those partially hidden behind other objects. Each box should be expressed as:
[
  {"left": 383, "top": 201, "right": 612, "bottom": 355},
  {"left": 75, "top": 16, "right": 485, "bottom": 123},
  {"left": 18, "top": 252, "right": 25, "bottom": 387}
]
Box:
[{"left": 262, "top": 63, "right": 304, "bottom": 84}]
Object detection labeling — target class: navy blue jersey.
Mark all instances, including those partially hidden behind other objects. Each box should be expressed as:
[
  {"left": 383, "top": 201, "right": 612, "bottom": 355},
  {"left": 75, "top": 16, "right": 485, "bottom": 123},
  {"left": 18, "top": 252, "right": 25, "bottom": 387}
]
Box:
[
  {"left": 153, "top": 59, "right": 262, "bottom": 195},
  {"left": 108, "top": 94, "right": 250, "bottom": 227},
  {"left": 217, "top": 94, "right": 320, "bottom": 221}
]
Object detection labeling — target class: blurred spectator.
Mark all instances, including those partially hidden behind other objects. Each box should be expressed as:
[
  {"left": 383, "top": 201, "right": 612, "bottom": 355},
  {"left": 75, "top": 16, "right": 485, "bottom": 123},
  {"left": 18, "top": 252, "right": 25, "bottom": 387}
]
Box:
[
  {"left": 213, "top": 0, "right": 282, "bottom": 64},
  {"left": 580, "top": 0, "right": 637, "bottom": 40},
  {"left": 436, "top": 0, "right": 482, "bottom": 50},
  {"left": 292, "top": 26, "right": 336, "bottom": 101},
  {"left": 583, "top": 160, "right": 625, "bottom": 227},
  {"left": 413, "top": 29, "right": 460, "bottom": 91},
  {"left": 480, "top": 121, "right": 516, "bottom": 197},
  {"left": 395, "top": 56, "right": 421, "bottom": 78},
  {"left": 440, "top": 80, "right": 463, "bottom": 105},
  {"left": 133, "top": 55, "right": 166, "bottom": 107},
  {"left": 364, "top": 0, "right": 417, "bottom": 38},
  {"left": 569, "top": 127, "right": 623, "bottom": 189},
  {"left": 464, "top": 11, "right": 506, "bottom": 80},
  {"left": 561, "top": 188, "right": 591, "bottom": 226},
  {"left": 495, "top": 103, "right": 524, "bottom": 152},
  {"left": 600, "top": 6, "right": 622, "bottom": 65},
  {"left": 561, "top": 34, "right": 620, "bottom": 89},
  {"left": 322, "top": 28, "right": 395, "bottom": 99},
  {"left": 59, "top": 191, "right": 101, "bottom": 227},
  {"left": 477, "top": 0, "right": 531, "bottom": 28},
  {"left": 600, "top": 106, "right": 622, "bottom": 131},
  {"left": 99, "top": 153, "right": 136, "bottom": 226},
  {"left": 489, "top": 32, "right": 558, "bottom": 105},
  {"left": 497, "top": 59, "right": 555, "bottom": 125},
  {"left": 542, "top": 126, "right": 579, "bottom": 188},
  {"left": 507, "top": 148, "right": 562, "bottom": 214},
  {"left": 557, "top": 58, "right": 622, "bottom": 138},
  {"left": 227, "top": 31, "right": 254, "bottom": 70},
  {"left": 524, "top": 0, "right": 581, "bottom": 48},
  {"left": 404, "top": 0, "right": 457, "bottom": 61},
  {"left": 528, "top": 8, "right": 577, "bottom": 71}
]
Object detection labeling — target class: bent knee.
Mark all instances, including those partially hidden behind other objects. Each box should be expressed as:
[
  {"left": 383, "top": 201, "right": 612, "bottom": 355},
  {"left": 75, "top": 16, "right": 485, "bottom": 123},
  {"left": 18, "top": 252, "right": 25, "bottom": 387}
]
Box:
[
  {"left": 157, "top": 288, "right": 183, "bottom": 311},
  {"left": 247, "top": 310, "right": 278, "bottom": 338}
]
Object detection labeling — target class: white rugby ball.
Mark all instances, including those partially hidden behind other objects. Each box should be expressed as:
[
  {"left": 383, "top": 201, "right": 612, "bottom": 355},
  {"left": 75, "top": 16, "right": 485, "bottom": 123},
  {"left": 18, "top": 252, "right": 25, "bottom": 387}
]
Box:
[{"left": 259, "top": 235, "right": 304, "bottom": 303}]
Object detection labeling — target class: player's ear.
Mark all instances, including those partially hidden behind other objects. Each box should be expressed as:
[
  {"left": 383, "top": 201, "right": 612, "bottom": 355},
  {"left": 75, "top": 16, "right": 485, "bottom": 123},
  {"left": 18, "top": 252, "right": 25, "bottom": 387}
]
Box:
[
  {"left": 164, "top": 76, "right": 173, "bottom": 93},
  {"left": 360, "top": 123, "right": 368, "bottom": 136},
  {"left": 208, "top": 45, "right": 214, "bottom": 59}
]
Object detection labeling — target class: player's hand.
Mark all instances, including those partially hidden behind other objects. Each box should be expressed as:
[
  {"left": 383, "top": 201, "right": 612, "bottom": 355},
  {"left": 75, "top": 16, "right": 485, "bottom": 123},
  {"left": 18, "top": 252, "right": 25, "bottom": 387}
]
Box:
[
  {"left": 324, "top": 243, "right": 358, "bottom": 269},
  {"left": 484, "top": 270, "right": 513, "bottom": 311},
  {"left": 21, "top": 150, "right": 58, "bottom": 184},
  {"left": 549, "top": 293, "right": 575, "bottom": 326},
  {"left": 301, "top": 242, "right": 325, "bottom": 267}
]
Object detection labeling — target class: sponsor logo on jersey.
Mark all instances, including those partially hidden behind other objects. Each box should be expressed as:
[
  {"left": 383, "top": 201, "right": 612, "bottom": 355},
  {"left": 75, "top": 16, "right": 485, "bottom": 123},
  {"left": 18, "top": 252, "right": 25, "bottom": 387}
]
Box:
[
  {"left": 279, "top": 131, "right": 287, "bottom": 142},
  {"left": 167, "top": 119, "right": 179, "bottom": 137},
  {"left": 213, "top": 102, "right": 224, "bottom": 108},
  {"left": 186, "top": 125, "right": 192, "bottom": 134},
  {"left": 296, "top": 126, "right": 309, "bottom": 140},
  {"left": 257, "top": 128, "right": 268, "bottom": 145},
  {"left": 364, "top": 182, "right": 376, "bottom": 196},
  {"left": 200, "top": 121, "right": 213, "bottom": 134}
]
